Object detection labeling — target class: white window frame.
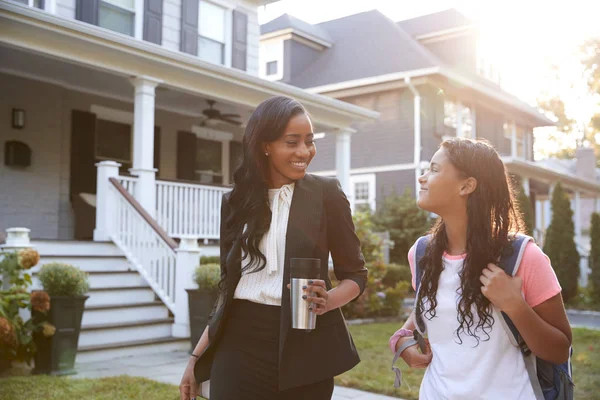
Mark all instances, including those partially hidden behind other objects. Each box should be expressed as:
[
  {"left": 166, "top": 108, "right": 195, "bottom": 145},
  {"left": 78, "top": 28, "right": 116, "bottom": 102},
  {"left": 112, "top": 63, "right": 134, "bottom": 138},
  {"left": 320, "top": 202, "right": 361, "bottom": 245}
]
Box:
[
  {"left": 198, "top": 0, "right": 233, "bottom": 67},
  {"left": 350, "top": 174, "right": 376, "bottom": 213},
  {"left": 260, "top": 39, "right": 284, "bottom": 81},
  {"left": 95, "top": 0, "right": 143, "bottom": 39},
  {"left": 28, "top": 0, "right": 56, "bottom": 12}
]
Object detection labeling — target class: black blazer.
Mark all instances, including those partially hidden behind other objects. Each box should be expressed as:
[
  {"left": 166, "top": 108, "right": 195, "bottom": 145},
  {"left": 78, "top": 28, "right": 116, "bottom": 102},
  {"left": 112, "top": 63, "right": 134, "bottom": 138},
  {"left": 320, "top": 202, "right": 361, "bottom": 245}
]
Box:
[{"left": 194, "top": 174, "right": 368, "bottom": 390}]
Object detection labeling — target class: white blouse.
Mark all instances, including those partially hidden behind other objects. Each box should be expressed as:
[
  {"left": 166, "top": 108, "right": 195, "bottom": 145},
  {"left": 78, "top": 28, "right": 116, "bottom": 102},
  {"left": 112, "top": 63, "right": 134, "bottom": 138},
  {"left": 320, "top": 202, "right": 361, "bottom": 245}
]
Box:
[{"left": 233, "top": 183, "right": 294, "bottom": 306}]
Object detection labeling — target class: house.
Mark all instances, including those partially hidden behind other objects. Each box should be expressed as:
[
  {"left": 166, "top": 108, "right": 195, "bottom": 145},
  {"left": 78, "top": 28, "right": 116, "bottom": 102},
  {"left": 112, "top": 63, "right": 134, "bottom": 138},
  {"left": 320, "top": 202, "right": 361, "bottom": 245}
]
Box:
[
  {"left": 259, "top": 9, "right": 600, "bottom": 285},
  {"left": 0, "top": 0, "right": 377, "bottom": 362}
]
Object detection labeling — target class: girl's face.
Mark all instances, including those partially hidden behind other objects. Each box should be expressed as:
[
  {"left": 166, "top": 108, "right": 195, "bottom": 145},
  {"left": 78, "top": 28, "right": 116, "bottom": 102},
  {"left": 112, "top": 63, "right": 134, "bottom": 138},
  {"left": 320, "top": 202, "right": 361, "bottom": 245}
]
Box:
[
  {"left": 264, "top": 113, "right": 316, "bottom": 188},
  {"left": 417, "top": 147, "right": 475, "bottom": 216}
]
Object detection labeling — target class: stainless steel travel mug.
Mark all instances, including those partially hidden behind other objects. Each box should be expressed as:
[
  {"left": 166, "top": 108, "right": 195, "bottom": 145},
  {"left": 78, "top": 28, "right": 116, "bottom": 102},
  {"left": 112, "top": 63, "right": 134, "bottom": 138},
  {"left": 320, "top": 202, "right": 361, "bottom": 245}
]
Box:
[{"left": 290, "top": 258, "right": 320, "bottom": 331}]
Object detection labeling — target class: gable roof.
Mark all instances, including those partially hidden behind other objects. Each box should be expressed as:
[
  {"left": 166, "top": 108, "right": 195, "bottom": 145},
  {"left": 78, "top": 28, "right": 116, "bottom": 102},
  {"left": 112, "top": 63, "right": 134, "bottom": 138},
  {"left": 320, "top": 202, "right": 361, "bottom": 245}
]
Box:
[
  {"left": 398, "top": 8, "right": 473, "bottom": 37},
  {"left": 260, "top": 13, "right": 333, "bottom": 44},
  {"left": 259, "top": 9, "right": 553, "bottom": 127},
  {"left": 288, "top": 10, "right": 440, "bottom": 89}
]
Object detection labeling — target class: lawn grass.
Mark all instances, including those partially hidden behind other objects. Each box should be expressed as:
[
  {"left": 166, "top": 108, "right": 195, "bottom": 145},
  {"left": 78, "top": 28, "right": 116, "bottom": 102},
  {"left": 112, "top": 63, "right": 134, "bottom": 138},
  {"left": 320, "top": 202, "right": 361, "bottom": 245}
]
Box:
[
  {"left": 0, "top": 375, "right": 180, "bottom": 400},
  {"left": 336, "top": 324, "right": 600, "bottom": 400},
  {"left": 0, "top": 325, "right": 597, "bottom": 400}
]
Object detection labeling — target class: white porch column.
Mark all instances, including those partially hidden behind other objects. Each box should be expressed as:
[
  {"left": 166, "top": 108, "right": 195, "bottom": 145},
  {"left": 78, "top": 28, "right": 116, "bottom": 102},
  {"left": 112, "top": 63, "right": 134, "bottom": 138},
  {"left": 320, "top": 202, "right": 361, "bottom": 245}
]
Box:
[
  {"left": 129, "top": 76, "right": 162, "bottom": 218},
  {"left": 335, "top": 129, "right": 353, "bottom": 197},
  {"left": 544, "top": 182, "right": 555, "bottom": 230},
  {"left": 471, "top": 108, "right": 477, "bottom": 139},
  {"left": 405, "top": 77, "right": 421, "bottom": 197},
  {"left": 456, "top": 101, "right": 464, "bottom": 138},
  {"left": 94, "top": 161, "right": 121, "bottom": 241},
  {"left": 511, "top": 122, "right": 518, "bottom": 158},
  {"left": 522, "top": 177, "right": 530, "bottom": 197},
  {"left": 595, "top": 197, "right": 600, "bottom": 213},
  {"left": 222, "top": 139, "right": 231, "bottom": 186},
  {"left": 172, "top": 236, "right": 202, "bottom": 338}
]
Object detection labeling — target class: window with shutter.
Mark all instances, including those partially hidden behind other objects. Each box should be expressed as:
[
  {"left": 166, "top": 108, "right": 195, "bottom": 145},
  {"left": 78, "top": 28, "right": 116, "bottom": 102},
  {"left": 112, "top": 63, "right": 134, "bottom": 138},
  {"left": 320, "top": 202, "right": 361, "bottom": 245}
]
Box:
[
  {"left": 198, "top": 1, "right": 227, "bottom": 65},
  {"left": 99, "top": 0, "right": 136, "bottom": 36}
]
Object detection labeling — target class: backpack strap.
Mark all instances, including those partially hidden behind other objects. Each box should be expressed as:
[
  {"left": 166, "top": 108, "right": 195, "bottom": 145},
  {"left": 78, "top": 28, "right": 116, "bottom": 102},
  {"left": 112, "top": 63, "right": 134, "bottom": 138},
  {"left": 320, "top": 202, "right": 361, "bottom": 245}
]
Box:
[
  {"left": 413, "top": 235, "right": 430, "bottom": 334},
  {"left": 496, "top": 234, "right": 533, "bottom": 351},
  {"left": 496, "top": 234, "right": 545, "bottom": 400}
]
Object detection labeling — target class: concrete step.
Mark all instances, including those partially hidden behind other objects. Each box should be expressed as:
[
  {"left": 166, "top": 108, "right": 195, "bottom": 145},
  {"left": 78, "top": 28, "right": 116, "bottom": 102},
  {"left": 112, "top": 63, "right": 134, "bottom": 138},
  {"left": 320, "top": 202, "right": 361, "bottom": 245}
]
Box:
[
  {"left": 31, "top": 240, "right": 123, "bottom": 257},
  {"left": 33, "top": 256, "right": 132, "bottom": 273},
  {"left": 85, "top": 286, "right": 156, "bottom": 307},
  {"left": 82, "top": 301, "right": 170, "bottom": 326},
  {"left": 76, "top": 336, "right": 189, "bottom": 364},
  {"left": 78, "top": 318, "right": 174, "bottom": 348}
]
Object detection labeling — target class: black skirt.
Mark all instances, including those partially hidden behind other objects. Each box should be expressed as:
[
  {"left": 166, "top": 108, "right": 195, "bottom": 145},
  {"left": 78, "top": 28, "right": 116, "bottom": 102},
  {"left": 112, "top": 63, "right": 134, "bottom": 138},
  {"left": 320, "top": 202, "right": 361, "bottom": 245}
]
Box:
[{"left": 209, "top": 299, "right": 334, "bottom": 400}]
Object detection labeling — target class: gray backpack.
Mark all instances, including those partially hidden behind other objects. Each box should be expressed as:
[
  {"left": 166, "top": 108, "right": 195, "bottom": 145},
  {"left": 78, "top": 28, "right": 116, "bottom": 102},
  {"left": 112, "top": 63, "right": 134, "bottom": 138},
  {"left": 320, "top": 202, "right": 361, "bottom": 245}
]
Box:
[{"left": 392, "top": 234, "right": 574, "bottom": 400}]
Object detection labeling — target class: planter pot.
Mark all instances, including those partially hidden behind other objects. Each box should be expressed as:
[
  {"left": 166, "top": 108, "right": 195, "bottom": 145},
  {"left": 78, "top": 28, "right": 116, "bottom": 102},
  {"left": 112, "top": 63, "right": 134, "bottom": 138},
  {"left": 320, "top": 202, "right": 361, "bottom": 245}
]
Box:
[
  {"left": 187, "top": 288, "right": 219, "bottom": 351},
  {"left": 33, "top": 295, "right": 88, "bottom": 376}
]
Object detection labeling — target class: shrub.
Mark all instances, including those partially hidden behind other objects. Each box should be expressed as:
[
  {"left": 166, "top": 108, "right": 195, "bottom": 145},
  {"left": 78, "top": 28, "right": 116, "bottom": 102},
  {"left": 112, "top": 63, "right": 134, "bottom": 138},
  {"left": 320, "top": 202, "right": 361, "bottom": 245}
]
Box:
[
  {"left": 193, "top": 264, "right": 221, "bottom": 290},
  {"left": 543, "top": 182, "right": 580, "bottom": 303},
  {"left": 37, "top": 263, "right": 89, "bottom": 297},
  {"left": 0, "top": 248, "right": 43, "bottom": 367},
  {"left": 589, "top": 212, "right": 600, "bottom": 304},
  {"left": 200, "top": 256, "right": 220, "bottom": 265},
  {"left": 342, "top": 261, "right": 409, "bottom": 320},
  {"left": 516, "top": 184, "right": 535, "bottom": 235},
  {"left": 382, "top": 263, "right": 412, "bottom": 289},
  {"left": 373, "top": 188, "right": 431, "bottom": 265}
]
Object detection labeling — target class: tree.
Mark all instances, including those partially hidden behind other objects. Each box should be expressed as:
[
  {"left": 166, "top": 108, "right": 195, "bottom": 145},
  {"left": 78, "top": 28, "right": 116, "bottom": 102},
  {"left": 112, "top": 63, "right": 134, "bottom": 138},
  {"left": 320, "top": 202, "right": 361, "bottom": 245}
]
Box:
[
  {"left": 543, "top": 182, "right": 580, "bottom": 303},
  {"left": 589, "top": 212, "right": 600, "bottom": 304},
  {"left": 516, "top": 185, "right": 535, "bottom": 236},
  {"left": 372, "top": 188, "right": 431, "bottom": 264}
]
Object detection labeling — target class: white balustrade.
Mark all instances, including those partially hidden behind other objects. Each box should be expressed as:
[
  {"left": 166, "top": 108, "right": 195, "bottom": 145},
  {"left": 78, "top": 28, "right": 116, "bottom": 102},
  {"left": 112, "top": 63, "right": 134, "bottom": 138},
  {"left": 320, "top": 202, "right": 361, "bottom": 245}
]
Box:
[
  {"left": 108, "top": 183, "right": 177, "bottom": 313},
  {"left": 118, "top": 176, "right": 137, "bottom": 196},
  {"left": 156, "top": 180, "right": 230, "bottom": 239}
]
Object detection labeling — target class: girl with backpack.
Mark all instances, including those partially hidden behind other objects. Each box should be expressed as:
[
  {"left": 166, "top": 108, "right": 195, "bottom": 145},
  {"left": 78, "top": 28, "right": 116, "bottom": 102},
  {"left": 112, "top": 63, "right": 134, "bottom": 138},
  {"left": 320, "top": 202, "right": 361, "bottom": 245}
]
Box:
[{"left": 389, "top": 138, "right": 572, "bottom": 399}]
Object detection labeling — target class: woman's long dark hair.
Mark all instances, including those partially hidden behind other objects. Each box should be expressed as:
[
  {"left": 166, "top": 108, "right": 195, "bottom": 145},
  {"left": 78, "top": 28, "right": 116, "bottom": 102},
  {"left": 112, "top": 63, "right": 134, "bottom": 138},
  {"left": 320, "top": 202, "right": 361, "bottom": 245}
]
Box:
[
  {"left": 221, "top": 96, "right": 308, "bottom": 282},
  {"left": 416, "top": 138, "right": 524, "bottom": 345}
]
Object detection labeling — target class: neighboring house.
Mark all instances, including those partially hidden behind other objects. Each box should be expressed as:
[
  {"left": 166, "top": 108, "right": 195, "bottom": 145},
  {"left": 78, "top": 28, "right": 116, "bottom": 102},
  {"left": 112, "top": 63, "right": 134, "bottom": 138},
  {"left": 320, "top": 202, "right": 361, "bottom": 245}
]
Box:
[
  {"left": 260, "top": 9, "right": 600, "bottom": 285},
  {"left": 0, "top": 0, "right": 377, "bottom": 361}
]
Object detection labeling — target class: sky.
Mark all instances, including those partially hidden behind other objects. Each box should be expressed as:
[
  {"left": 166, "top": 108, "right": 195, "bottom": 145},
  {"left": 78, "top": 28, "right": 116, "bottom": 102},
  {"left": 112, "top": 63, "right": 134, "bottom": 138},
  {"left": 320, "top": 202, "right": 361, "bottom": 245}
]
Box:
[{"left": 258, "top": 0, "right": 600, "bottom": 157}]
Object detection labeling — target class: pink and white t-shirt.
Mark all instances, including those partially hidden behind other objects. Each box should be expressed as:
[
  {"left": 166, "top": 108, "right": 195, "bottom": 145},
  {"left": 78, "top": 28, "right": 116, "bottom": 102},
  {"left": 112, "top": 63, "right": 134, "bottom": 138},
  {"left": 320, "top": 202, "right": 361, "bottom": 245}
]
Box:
[{"left": 400, "top": 241, "right": 561, "bottom": 400}]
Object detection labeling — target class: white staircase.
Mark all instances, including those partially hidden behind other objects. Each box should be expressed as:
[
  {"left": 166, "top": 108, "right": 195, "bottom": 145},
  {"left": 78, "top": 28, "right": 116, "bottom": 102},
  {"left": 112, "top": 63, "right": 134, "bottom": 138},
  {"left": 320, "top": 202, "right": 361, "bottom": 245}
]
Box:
[{"left": 31, "top": 240, "right": 189, "bottom": 363}]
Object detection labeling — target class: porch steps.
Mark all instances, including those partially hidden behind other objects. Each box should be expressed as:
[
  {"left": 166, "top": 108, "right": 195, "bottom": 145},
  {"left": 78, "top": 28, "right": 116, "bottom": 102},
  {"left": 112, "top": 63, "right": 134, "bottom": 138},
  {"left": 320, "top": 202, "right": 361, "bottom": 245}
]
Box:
[{"left": 31, "top": 240, "right": 189, "bottom": 363}]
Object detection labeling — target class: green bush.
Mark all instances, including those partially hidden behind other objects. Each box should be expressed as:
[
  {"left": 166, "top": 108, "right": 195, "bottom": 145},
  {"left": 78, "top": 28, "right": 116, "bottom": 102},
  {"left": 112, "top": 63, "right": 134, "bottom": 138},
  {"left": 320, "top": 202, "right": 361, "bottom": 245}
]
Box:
[
  {"left": 193, "top": 263, "right": 221, "bottom": 290},
  {"left": 382, "top": 263, "right": 411, "bottom": 289},
  {"left": 543, "top": 182, "right": 580, "bottom": 303},
  {"left": 589, "top": 212, "right": 600, "bottom": 305},
  {"left": 342, "top": 261, "right": 409, "bottom": 320},
  {"left": 353, "top": 211, "right": 383, "bottom": 263},
  {"left": 37, "top": 263, "right": 89, "bottom": 297},
  {"left": 200, "top": 256, "right": 220, "bottom": 265},
  {"left": 373, "top": 188, "right": 431, "bottom": 265}
]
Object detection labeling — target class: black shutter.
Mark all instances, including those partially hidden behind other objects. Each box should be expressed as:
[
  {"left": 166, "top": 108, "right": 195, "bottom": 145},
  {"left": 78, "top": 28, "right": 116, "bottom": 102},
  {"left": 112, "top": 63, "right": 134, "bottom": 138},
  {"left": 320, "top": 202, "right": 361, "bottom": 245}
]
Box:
[
  {"left": 75, "top": 0, "right": 99, "bottom": 25},
  {"left": 70, "top": 110, "right": 97, "bottom": 198},
  {"left": 37, "top": 0, "right": 45, "bottom": 8},
  {"left": 177, "top": 131, "right": 197, "bottom": 181},
  {"left": 232, "top": 9, "right": 247, "bottom": 70},
  {"left": 180, "top": 0, "right": 199, "bottom": 56},
  {"left": 154, "top": 126, "right": 161, "bottom": 177},
  {"left": 143, "top": 0, "right": 163, "bottom": 45}
]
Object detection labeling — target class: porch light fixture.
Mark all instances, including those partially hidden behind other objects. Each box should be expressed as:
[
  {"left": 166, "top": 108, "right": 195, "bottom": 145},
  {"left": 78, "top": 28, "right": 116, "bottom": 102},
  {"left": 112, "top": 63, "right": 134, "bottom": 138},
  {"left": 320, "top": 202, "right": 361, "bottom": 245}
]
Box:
[{"left": 12, "top": 108, "right": 25, "bottom": 129}]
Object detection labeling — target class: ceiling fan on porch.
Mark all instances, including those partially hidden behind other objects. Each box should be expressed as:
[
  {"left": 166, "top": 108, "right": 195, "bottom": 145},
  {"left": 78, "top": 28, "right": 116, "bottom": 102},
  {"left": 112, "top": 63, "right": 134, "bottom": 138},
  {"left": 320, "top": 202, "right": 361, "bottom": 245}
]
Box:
[{"left": 200, "top": 100, "right": 242, "bottom": 126}]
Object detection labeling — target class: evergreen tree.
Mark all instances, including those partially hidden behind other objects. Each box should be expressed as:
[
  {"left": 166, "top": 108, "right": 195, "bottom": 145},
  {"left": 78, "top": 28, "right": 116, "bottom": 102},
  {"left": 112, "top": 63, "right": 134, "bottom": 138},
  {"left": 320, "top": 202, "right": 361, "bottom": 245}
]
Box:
[
  {"left": 543, "top": 182, "right": 580, "bottom": 303},
  {"left": 589, "top": 212, "right": 600, "bottom": 304},
  {"left": 516, "top": 185, "right": 535, "bottom": 235}
]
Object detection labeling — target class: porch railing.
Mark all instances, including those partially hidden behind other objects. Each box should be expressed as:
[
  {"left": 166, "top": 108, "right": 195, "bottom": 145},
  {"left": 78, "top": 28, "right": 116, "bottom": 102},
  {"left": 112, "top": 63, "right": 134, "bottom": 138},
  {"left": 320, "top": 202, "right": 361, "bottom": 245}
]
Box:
[
  {"left": 108, "top": 178, "right": 178, "bottom": 313},
  {"left": 156, "top": 180, "right": 230, "bottom": 239},
  {"left": 118, "top": 176, "right": 137, "bottom": 196}
]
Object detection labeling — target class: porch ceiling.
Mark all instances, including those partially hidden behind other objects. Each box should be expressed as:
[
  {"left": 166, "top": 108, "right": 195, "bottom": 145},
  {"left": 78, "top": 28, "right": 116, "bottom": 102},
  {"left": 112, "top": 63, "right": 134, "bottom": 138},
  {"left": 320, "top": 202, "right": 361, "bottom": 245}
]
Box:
[{"left": 0, "top": 3, "right": 379, "bottom": 131}]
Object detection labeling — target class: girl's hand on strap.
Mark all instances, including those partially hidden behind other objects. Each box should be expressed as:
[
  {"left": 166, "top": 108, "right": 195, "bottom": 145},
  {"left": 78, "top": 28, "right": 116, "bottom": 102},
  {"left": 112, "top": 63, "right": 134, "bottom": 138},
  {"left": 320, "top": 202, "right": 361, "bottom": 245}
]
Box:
[{"left": 480, "top": 263, "right": 525, "bottom": 314}]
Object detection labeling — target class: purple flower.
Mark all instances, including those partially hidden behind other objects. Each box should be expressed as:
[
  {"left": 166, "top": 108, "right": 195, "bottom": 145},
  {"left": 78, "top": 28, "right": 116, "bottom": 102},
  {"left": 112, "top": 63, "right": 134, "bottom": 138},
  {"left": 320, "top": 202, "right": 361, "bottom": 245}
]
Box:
[{"left": 376, "top": 292, "right": 386, "bottom": 299}]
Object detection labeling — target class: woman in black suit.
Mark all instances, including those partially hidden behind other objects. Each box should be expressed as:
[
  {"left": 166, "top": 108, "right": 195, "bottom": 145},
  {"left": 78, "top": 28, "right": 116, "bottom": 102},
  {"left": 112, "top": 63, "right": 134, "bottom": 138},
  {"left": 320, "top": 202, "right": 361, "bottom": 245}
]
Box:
[{"left": 179, "top": 96, "right": 368, "bottom": 400}]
